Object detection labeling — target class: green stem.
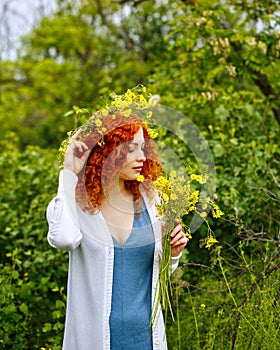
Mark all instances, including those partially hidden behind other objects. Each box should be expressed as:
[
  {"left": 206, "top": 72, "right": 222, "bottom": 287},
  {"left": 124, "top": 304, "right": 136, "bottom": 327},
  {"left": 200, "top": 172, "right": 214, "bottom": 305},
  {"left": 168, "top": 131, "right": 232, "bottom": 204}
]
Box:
[
  {"left": 187, "top": 286, "right": 200, "bottom": 348},
  {"left": 218, "top": 257, "right": 258, "bottom": 333},
  {"left": 176, "top": 284, "right": 181, "bottom": 350}
]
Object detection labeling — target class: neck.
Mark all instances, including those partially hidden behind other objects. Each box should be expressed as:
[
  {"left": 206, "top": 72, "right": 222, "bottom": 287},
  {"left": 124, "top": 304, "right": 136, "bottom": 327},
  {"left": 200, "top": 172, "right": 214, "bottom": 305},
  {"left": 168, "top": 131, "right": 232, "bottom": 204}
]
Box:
[{"left": 103, "top": 177, "right": 134, "bottom": 211}]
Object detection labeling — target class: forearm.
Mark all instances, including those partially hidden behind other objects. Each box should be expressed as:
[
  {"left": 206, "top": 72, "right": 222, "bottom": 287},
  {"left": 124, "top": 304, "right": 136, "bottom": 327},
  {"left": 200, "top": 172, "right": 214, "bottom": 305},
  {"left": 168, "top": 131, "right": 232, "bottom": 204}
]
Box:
[{"left": 46, "top": 169, "right": 82, "bottom": 251}]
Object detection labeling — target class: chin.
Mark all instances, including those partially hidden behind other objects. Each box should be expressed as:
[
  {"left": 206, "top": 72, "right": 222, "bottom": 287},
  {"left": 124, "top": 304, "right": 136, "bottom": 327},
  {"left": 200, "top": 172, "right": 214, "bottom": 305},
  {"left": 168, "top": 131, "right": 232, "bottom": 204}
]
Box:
[
  {"left": 119, "top": 173, "right": 137, "bottom": 181},
  {"left": 127, "top": 176, "right": 138, "bottom": 181}
]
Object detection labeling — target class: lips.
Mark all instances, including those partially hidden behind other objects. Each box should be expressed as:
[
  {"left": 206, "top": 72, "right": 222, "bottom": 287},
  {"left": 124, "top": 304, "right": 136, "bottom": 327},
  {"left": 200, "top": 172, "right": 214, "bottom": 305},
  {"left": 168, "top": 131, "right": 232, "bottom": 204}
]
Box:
[{"left": 132, "top": 166, "right": 143, "bottom": 172}]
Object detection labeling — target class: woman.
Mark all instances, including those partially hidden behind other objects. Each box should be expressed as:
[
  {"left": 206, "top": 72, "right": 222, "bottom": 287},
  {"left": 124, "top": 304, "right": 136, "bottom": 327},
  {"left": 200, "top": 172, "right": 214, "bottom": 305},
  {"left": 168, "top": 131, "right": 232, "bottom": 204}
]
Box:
[{"left": 46, "top": 111, "right": 188, "bottom": 350}]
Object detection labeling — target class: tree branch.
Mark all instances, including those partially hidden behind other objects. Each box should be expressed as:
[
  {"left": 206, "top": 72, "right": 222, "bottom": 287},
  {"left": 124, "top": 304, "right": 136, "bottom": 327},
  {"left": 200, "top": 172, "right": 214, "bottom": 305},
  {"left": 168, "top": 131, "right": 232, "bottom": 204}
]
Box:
[
  {"left": 230, "top": 41, "right": 280, "bottom": 128},
  {"left": 113, "top": 0, "right": 148, "bottom": 7},
  {"left": 251, "top": 70, "right": 280, "bottom": 127}
]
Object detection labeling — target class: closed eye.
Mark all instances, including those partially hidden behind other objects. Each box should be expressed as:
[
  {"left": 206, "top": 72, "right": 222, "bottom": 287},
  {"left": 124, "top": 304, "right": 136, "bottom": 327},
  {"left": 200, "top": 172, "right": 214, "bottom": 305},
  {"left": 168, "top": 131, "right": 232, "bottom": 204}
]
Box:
[{"left": 128, "top": 142, "right": 146, "bottom": 153}]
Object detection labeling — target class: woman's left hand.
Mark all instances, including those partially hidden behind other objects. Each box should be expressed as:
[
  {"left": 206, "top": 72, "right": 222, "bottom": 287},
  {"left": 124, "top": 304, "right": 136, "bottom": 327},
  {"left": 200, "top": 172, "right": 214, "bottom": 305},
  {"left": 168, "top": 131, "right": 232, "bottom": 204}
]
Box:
[{"left": 170, "top": 219, "right": 189, "bottom": 257}]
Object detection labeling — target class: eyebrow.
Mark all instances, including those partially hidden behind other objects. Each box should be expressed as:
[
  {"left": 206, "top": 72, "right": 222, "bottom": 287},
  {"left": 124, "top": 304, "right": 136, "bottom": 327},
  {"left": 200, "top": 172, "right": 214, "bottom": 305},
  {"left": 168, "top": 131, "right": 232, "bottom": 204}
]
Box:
[{"left": 129, "top": 140, "right": 145, "bottom": 146}]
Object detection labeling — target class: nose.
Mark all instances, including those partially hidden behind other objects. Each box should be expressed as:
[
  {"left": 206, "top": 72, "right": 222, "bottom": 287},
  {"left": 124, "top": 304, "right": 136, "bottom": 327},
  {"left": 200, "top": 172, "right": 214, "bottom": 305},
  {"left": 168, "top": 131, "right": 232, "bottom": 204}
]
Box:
[{"left": 136, "top": 148, "right": 146, "bottom": 162}]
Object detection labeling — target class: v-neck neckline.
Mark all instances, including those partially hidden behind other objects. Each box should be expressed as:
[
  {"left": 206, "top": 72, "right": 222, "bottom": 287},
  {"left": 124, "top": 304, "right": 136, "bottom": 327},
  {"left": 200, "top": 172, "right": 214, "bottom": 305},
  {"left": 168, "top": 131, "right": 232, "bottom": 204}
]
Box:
[{"left": 99, "top": 201, "right": 137, "bottom": 246}]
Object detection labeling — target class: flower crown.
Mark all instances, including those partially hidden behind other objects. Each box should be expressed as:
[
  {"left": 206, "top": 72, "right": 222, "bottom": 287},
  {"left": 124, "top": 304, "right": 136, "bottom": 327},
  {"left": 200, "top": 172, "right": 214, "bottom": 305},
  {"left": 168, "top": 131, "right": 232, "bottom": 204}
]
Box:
[{"left": 58, "top": 85, "right": 160, "bottom": 166}]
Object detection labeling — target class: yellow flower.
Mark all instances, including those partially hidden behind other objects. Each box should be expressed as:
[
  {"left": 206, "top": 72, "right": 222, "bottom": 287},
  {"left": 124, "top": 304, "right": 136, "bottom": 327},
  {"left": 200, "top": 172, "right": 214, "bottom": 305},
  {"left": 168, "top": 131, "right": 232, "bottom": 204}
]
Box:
[
  {"left": 146, "top": 111, "right": 153, "bottom": 119},
  {"left": 170, "top": 171, "right": 177, "bottom": 178},
  {"left": 205, "top": 236, "right": 218, "bottom": 249},
  {"left": 155, "top": 203, "right": 165, "bottom": 216},
  {"left": 147, "top": 128, "right": 158, "bottom": 139},
  {"left": 115, "top": 100, "right": 125, "bottom": 108},
  {"left": 100, "top": 108, "right": 108, "bottom": 116},
  {"left": 190, "top": 174, "right": 197, "bottom": 181},
  {"left": 136, "top": 175, "right": 145, "bottom": 182},
  {"left": 189, "top": 190, "right": 199, "bottom": 205},
  {"left": 213, "top": 209, "right": 224, "bottom": 218},
  {"left": 211, "top": 203, "right": 224, "bottom": 218},
  {"left": 170, "top": 193, "right": 178, "bottom": 200},
  {"left": 186, "top": 232, "right": 192, "bottom": 239},
  {"left": 122, "top": 108, "right": 132, "bottom": 117},
  {"left": 200, "top": 211, "right": 207, "bottom": 218},
  {"left": 185, "top": 205, "right": 195, "bottom": 215},
  {"left": 94, "top": 119, "right": 102, "bottom": 127},
  {"left": 162, "top": 193, "right": 169, "bottom": 201},
  {"left": 200, "top": 174, "right": 208, "bottom": 184},
  {"left": 154, "top": 176, "right": 170, "bottom": 189},
  {"left": 139, "top": 94, "right": 147, "bottom": 103},
  {"left": 177, "top": 187, "right": 184, "bottom": 195},
  {"left": 126, "top": 97, "right": 133, "bottom": 104},
  {"left": 190, "top": 173, "right": 208, "bottom": 184}
]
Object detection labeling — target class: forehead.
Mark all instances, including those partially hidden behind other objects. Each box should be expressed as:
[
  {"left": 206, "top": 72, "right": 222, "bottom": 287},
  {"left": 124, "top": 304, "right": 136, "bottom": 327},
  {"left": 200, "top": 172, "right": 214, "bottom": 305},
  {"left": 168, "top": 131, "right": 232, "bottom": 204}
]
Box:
[{"left": 132, "top": 127, "right": 144, "bottom": 141}]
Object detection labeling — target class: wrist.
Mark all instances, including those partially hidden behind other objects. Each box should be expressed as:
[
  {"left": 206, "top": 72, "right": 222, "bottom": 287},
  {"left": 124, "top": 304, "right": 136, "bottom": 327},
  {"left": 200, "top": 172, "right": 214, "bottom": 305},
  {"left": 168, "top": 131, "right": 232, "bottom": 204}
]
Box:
[
  {"left": 63, "top": 166, "right": 78, "bottom": 176},
  {"left": 171, "top": 251, "right": 182, "bottom": 259}
]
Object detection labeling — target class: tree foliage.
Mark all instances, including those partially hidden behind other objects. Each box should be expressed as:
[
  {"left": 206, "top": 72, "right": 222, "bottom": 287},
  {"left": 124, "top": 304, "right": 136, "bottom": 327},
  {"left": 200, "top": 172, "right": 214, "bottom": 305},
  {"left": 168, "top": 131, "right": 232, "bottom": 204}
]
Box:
[{"left": 0, "top": 0, "right": 279, "bottom": 348}]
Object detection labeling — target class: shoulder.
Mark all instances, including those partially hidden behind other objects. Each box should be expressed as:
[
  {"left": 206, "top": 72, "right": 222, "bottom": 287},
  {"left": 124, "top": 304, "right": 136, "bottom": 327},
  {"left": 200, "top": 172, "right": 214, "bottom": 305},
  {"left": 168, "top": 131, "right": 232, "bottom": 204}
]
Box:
[{"left": 139, "top": 183, "right": 159, "bottom": 204}]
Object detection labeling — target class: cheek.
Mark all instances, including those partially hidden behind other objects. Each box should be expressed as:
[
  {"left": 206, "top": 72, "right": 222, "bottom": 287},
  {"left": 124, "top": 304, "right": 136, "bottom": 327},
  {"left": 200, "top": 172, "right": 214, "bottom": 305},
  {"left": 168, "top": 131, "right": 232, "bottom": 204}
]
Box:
[{"left": 125, "top": 152, "right": 134, "bottom": 164}]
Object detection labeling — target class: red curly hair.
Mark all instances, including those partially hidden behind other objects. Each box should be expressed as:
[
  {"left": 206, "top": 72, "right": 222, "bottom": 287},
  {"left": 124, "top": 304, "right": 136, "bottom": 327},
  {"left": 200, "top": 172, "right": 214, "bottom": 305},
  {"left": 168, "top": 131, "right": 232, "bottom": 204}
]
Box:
[{"left": 76, "top": 112, "right": 162, "bottom": 214}]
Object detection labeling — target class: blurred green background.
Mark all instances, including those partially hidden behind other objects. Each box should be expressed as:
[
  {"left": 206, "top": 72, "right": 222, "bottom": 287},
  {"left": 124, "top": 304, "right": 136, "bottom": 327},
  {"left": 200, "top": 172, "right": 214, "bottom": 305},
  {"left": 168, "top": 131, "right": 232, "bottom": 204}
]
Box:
[{"left": 0, "top": 0, "right": 279, "bottom": 349}]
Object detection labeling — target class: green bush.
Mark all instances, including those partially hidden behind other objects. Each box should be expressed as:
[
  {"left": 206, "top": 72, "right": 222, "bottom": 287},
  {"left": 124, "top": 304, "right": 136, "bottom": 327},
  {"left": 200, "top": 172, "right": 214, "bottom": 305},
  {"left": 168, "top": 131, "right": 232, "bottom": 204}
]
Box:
[
  {"left": 166, "top": 235, "right": 280, "bottom": 350},
  {"left": 0, "top": 136, "right": 66, "bottom": 349},
  {"left": 0, "top": 130, "right": 279, "bottom": 349}
]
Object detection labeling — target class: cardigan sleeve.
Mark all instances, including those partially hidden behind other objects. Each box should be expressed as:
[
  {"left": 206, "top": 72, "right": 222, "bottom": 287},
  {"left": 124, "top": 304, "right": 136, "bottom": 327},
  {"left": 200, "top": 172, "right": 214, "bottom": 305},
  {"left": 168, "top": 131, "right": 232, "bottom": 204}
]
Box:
[
  {"left": 46, "top": 169, "right": 83, "bottom": 251},
  {"left": 170, "top": 253, "right": 182, "bottom": 274}
]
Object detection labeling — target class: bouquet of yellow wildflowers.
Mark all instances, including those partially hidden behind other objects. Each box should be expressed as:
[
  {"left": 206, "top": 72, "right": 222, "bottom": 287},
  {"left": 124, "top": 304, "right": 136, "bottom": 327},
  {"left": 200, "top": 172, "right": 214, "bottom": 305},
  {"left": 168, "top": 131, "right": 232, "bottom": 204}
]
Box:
[{"left": 151, "top": 170, "right": 223, "bottom": 324}]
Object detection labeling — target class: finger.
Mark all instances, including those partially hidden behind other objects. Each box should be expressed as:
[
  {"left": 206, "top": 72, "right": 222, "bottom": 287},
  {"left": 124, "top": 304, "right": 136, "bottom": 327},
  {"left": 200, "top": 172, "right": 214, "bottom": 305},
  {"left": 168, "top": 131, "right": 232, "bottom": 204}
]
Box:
[
  {"left": 174, "top": 218, "right": 180, "bottom": 225},
  {"left": 80, "top": 149, "right": 91, "bottom": 162},
  {"left": 66, "top": 140, "right": 79, "bottom": 153},
  {"left": 171, "top": 237, "right": 188, "bottom": 249},
  {"left": 68, "top": 140, "right": 87, "bottom": 148},
  {"left": 79, "top": 141, "right": 89, "bottom": 150},
  {"left": 170, "top": 224, "right": 182, "bottom": 238},
  {"left": 170, "top": 230, "right": 185, "bottom": 245},
  {"left": 170, "top": 219, "right": 181, "bottom": 236},
  {"left": 72, "top": 129, "right": 82, "bottom": 139},
  {"left": 76, "top": 141, "right": 88, "bottom": 151},
  {"left": 69, "top": 141, "right": 88, "bottom": 156}
]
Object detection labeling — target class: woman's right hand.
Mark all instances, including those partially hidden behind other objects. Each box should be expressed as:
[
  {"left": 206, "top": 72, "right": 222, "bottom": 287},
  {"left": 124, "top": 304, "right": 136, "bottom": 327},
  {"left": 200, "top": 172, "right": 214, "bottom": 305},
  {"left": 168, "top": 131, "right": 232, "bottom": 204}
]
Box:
[{"left": 64, "top": 139, "right": 91, "bottom": 175}]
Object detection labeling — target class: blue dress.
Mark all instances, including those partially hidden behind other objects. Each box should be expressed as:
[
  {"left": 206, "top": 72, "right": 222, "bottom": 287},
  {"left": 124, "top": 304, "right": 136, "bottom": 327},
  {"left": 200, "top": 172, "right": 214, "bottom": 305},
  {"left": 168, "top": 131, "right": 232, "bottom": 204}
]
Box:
[{"left": 109, "top": 200, "right": 155, "bottom": 350}]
